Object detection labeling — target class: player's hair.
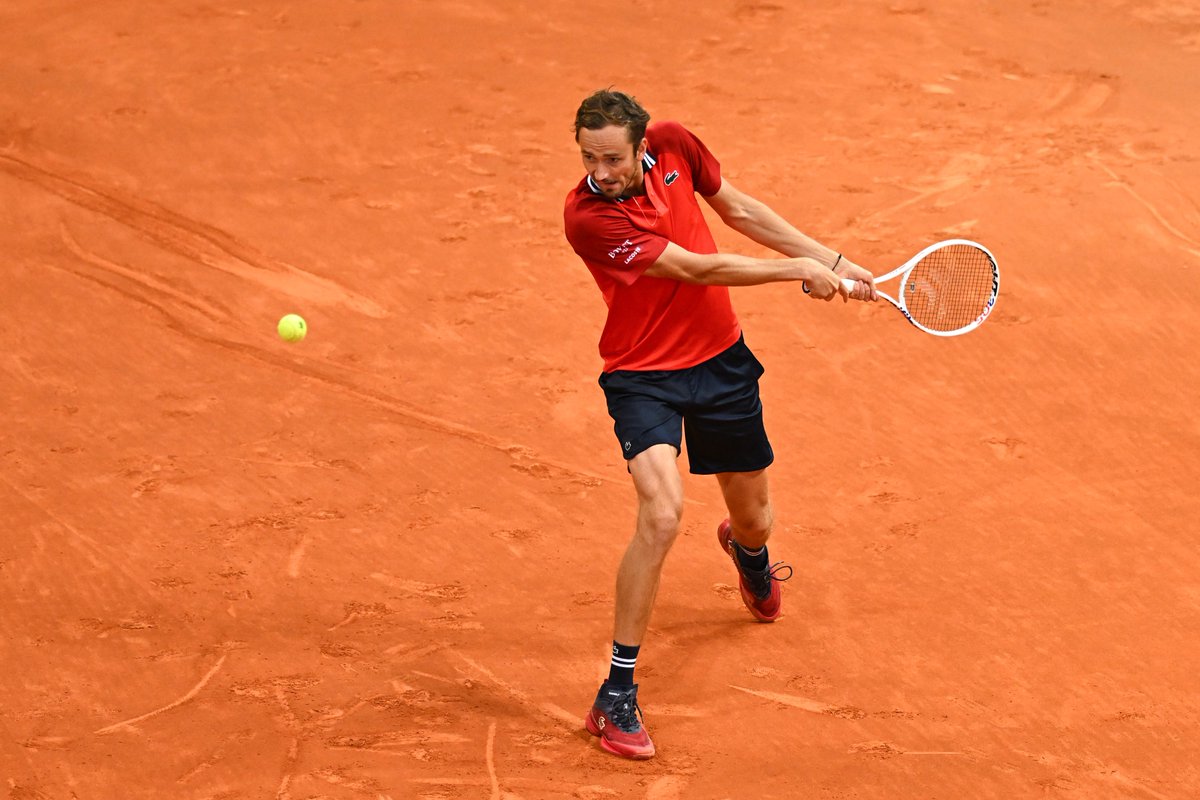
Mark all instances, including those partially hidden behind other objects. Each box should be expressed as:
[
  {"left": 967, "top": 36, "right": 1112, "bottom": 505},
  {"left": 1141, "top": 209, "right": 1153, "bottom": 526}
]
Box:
[{"left": 573, "top": 89, "right": 651, "bottom": 145}]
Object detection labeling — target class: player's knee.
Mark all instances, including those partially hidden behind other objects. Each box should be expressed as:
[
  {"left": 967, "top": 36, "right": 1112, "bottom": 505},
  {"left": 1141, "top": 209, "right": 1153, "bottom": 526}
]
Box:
[
  {"left": 732, "top": 506, "right": 774, "bottom": 547},
  {"left": 638, "top": 501, "right": 683, "bottom": 552}
]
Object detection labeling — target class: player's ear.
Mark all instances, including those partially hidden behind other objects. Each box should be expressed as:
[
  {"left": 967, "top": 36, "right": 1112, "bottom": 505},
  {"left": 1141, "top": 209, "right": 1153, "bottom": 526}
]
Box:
[{"left": 635, "top": 138, "right": 647, "bottom": 161}]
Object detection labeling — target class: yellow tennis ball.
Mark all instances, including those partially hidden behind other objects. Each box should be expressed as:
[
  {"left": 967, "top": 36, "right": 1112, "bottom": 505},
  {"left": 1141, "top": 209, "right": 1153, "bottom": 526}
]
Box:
[{"left": 277, "top": 313, "right": 307, "bottom": 342}]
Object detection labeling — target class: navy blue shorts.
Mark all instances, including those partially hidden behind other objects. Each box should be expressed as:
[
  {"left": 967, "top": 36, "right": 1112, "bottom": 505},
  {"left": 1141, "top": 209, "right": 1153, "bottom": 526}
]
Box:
[{"left": 598, "top": 335, "right": 774, "bottom": 475}]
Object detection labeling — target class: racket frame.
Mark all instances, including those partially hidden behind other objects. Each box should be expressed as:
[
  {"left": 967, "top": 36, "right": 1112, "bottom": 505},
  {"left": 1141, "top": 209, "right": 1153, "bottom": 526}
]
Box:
[{"left": 845, "top": 238, "right": 999, "bottom": 337}]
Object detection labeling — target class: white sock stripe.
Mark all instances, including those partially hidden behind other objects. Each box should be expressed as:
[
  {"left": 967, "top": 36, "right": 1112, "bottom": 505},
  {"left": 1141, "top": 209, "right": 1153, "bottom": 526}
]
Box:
[{"left": 610, "top": 656, "right": 638, "bottom": 667}]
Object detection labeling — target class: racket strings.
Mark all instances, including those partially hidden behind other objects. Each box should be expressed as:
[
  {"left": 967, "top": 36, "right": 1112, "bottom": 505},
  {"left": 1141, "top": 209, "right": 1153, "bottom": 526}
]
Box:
[{"left": 903, "top": 245, "right": 996, "bottom": 332}]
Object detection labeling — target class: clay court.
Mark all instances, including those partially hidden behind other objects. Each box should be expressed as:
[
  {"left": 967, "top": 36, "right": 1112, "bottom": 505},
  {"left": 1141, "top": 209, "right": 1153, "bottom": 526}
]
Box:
[{"left": 3, "top": 1, "right": 1199, "bottom": 797}]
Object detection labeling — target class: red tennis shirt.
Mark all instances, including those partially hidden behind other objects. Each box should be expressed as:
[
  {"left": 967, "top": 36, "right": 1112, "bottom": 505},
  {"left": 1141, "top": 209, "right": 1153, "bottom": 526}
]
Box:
[{"left": 564, "top": 121, "right": 741, "bottom": 372}]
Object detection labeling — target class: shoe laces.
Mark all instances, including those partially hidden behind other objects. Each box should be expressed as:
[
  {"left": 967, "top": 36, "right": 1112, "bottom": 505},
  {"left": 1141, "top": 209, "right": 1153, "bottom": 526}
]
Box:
[
  {"left": 743, "top": 561, "right": 793, "bottom": 600},
  {"left": 603, "top": 686, "right": 644, "bottom": 733}
]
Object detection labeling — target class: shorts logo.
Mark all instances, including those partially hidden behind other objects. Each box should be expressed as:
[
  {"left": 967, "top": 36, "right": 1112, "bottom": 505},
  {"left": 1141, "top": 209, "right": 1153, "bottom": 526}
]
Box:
[
  {"left": 624, "top": 441, "right": 632, "bottom": 451},
  {"left": 664, "top": 170, "right": 679, "bottom": 186}
]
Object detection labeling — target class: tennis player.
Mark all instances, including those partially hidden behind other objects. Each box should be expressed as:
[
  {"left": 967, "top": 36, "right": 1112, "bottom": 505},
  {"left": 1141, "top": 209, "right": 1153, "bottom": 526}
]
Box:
[{"left": 563, "top": 89, "right": 876, "bottom": 760}]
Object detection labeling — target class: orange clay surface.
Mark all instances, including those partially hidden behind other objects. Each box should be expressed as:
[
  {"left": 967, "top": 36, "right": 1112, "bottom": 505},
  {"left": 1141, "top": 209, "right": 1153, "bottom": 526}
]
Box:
[{"left": 3, "top": 2, "right": 1199, "bottom": 798}]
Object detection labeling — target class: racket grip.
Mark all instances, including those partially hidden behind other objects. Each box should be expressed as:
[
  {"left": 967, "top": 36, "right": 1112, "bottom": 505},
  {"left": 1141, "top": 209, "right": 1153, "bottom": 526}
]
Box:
[{"left": 802, "top": 278, "right": 861, "bottom": 295}]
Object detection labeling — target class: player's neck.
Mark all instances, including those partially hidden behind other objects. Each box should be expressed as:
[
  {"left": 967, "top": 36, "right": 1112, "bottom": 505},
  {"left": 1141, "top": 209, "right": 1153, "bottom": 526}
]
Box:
[{"left": 622, "top": 167, "right": 647, "bottom": 198}]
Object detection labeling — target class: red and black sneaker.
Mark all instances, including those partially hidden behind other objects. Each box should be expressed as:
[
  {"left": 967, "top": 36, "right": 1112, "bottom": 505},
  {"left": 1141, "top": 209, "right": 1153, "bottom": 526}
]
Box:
[
  {"left": 717, "top": 518, "right": 793, "bottom": 622},
  {"left": 584, "top": 682, "right": 655, "bottom": 760}
]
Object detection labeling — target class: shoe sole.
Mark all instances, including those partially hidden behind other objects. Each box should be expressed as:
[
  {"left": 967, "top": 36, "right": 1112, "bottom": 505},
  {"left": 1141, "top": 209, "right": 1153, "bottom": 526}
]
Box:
[
  {"left": 718, "top": 519, "right": 781, "bottom": 623},
  {"left": 584, "top": 712, "right": 655, "bottom": 759}
]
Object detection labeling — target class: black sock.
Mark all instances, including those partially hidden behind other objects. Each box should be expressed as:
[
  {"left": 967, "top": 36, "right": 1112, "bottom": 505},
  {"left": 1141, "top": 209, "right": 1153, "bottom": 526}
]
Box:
[
  {"left": 607, "top": 641, "right": 640, "bottom": 686},
  {"left": 735, "top": 541, "right": 769, "bottom": 572}
]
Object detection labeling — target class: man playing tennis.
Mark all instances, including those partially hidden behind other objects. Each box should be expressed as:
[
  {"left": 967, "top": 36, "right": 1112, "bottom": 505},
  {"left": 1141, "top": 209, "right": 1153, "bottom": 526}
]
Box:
[{"left": 563, "top": 88, "right": 877, "bottom": 760}]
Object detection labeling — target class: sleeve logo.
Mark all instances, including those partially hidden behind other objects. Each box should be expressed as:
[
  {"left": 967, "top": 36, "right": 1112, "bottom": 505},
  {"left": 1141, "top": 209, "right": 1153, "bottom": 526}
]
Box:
[{"left": 607, "top": 239, "right": 635, "bottom": 259}]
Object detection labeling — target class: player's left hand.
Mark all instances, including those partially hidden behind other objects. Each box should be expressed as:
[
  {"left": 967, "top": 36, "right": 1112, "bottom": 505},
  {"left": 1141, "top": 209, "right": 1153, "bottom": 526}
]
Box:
[{"left": 834, "top": 259, "right": 879, "bottom": 302}]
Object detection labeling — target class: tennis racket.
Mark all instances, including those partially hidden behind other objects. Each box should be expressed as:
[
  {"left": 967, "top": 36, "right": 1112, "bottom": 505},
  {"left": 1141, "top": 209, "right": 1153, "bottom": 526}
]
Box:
[{"left": 809, "top": 239, "right": 1000, "bottom": 337}]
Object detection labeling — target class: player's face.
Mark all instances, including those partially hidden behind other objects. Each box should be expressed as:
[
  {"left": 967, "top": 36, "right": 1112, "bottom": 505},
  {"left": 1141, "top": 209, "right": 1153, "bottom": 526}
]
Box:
[{"left": 578, "top": 125, "right": 647, "bottom": 199}]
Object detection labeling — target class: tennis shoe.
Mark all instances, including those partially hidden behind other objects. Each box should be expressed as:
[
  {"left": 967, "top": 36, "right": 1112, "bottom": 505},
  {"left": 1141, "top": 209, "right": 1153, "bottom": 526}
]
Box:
[
  {"left": 718, "top": 518, "right": 792, "bottom": 622},
  {"left": 584, "top": 682, "right": 655, "bottom": 759}
]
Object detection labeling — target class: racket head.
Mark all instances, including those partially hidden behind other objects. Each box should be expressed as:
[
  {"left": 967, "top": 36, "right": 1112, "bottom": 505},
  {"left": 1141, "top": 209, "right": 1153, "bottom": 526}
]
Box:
[{"left": 894, "top": 239, "right": 999, "bottom": 337}]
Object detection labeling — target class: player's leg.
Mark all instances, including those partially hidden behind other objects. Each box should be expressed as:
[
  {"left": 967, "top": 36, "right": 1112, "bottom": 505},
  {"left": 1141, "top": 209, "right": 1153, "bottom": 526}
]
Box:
[
  {"left": 584, "top": 443, "right": 680, "bottom": 760},
  {"left": 713, "top": 468, "right": 790, "bottom": 621},
  {"left": 614, "top": 443, "right": 685, "bottom": 646},
  {"left": 715, "top": 467, "right": 773, "bottom": 551},
  {"left": 683, "top": 335, "right": 790, "bottom": 621},
  {"left": 587, "top": 371, "right": 686, "bottom": 760}
]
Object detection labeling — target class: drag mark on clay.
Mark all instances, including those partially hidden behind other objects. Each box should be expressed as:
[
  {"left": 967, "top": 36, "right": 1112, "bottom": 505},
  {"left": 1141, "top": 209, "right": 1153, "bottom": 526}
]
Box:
[
  {"left": 733, "top": 689, "right": 965, "bottom": 759},
  {"left": 408, "top": 777, "right": 492, "bottom": 787},
  {"left": 645, "top": 774, "right": 689, "bottom": 799},
  {"left": 95, "top": 654, "right": 228, "bottom": 734},
  {"left": 370, "top": 572, "right": 467, "bottom": 601},
  {"left": 1038, "top": 73, "right": 1113, "bottom": 119},
  {"left": 455, "top": 654, "right": 579, "bottom": 729},
  {"left": 1098, "top": 768, "right": 1171, "bottom": 800},
  {"left": 1091, "top": 155, "right": 1200, "bottom": 260},
  {"left": 52, "top": 216, "right": 615, "bottom": 492},
  {"left": 52, "top": 232, "right": 617, "bottom": 488},
  {"left": 274, "top": 737, "right": 298, "bottom": 800},
  {"left": 729, "top": 685, "right": 838, "bottom": 714},
  {"left": 60, "top": 223, "right": 231, "bottom": 320},
  {"left": 326, "top": 601, "right": 395, "bottom": 632},
  {"left": 286, "top": 532, "right": 311, "bottom": 578},
  {"left": 486, "top": 720, "right": 501, "bottom": 800},
  {"left": 849, "top": 740, "right": 966, "bottom": 759},
  {"left": 1, "top": 475, "right": 154, "bottom": 610},
  {"left": 0, "top": 152, "right": 387, "bottom": 317},
  {"left": 327, "top": 731, "right": 472, "bottom": 752},
  {"left": 844, "top": 152, "right": 990, "bottom": 238},
  {"left": 383, "top": 641, "right": 451, "bottom": 662}
]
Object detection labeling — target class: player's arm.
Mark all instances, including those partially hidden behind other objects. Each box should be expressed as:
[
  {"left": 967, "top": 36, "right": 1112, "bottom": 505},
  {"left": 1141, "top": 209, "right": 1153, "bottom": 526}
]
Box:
[
  {"left": 643, "top": 242, "right": 844, "bottom": 299},
  {"left": 703, "top": 179, "right": 877, "bottom": 301}
]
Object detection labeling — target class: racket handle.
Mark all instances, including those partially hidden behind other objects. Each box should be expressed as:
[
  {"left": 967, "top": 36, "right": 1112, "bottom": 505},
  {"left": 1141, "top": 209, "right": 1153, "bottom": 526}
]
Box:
[{"left": 802, "top": 277, "right": 861, "bottom": 295}]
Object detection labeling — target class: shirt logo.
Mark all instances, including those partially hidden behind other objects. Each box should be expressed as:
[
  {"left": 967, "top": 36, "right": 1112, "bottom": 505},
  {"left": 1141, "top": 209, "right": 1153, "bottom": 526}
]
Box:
[
  {"left": 664, "top": 170, "right": 680, "bottom": 186},
  {"left": 607, "top": 239, "right": 634, "bottom": 259}
]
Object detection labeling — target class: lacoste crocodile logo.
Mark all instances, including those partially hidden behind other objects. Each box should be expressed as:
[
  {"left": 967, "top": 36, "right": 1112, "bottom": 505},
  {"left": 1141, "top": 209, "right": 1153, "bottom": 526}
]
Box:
[{"left": 664, "top": 170, "right": 679, "bottom": 186}]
